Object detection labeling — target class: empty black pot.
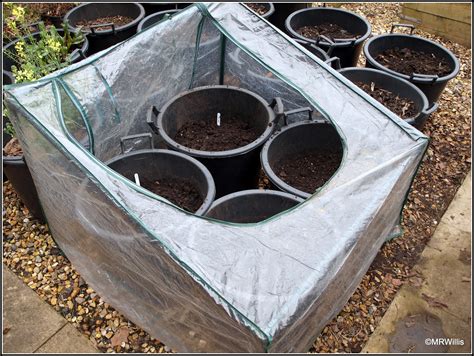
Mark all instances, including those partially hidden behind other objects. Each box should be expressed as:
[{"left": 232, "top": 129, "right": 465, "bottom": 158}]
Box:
[
  {"left": 106, "top": 134, "right": 215, "bottom": 215},
  {"left": 245, "top": 3, "right": 275, "bottom": 20},
  {"left": 285, "top": 7, "right": 371, "bottom": 68},
  {"left": 64, "top": 3, "right": 145, "bottom": 55},
  {"left": 261, "top": 120, "right": 343, "bottom": 199},
  {"left": 339, "top": 67, "right": 438, "bottom": 130},
  {"left": 137, "top": 9, "right": 180, "bottom": 32},
  {"left": 364, "top": 24, "right": 460, "bottom": 105},
  {"left": 205, "top": 189, "right": 303, "bottom": 223},
  {"left": 147, "top": 85, "right": 284, "bottom": 198},
  {"left": 2, "top": 29, "right": 89, "bottom": 79}
]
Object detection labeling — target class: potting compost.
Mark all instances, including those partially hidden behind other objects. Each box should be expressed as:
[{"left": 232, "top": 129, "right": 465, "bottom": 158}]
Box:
[{"left": 4, "top": 3, "right": 428, "bottom": 353}]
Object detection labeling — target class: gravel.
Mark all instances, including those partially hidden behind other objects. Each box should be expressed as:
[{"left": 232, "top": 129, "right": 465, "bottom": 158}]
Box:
[{"left": 3, "top": 3, "right": 471, "bottom": 353}]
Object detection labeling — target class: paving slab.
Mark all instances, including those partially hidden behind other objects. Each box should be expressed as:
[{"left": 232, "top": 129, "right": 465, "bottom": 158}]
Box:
[
  {"left": 2, "top": 265, "right": 98, "bottom": 353},
  {"left": 363, "top": 171, "right": 471, "bottom": 353}
]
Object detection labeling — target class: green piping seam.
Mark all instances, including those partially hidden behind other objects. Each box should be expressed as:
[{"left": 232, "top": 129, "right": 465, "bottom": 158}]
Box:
[
  {"left": 90, "top": 64, "right": 120, "bottom": 123},
  {"left": 57, "top": 78, "right": 95, "bottom": 155},
  {"left": 189, "top": 16, "right": 206, "bottom": 89},
  {"left": 7, "top": 92, "right": 269, "bottom": 347},
  {"left": 52, "top": 79, "right": 94, "bottom": 155},
  {"left": 219, "top": 34, "right": 227, "bottom": 85}
]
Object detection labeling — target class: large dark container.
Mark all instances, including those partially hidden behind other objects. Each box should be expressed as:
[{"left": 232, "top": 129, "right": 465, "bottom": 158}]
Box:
[
  {"left": 339, "top": 67, "right": 438, "bottom": 129},
  {"left": 364, "top": 25, "right": 460, "bottom": 105},
  {"left": 2, "top": 29, "right": 89, "bottom": 79},
  {"left": 147, "top": 85, "right": 284, "bottom": 198},
  {"left": 206, "top": 189, "right": 303, "bottom": 223},
  {"left": 64, "top": 3, "right": 145, "bottom": 55},
  {"left": 270, "top": 2, "right": 309, "bottom": 31},
  {"left": 140, "top": 2, "right": 190, "bottom": 17},
  {"left": 137, "top": 9, "right": 180, "bottom": 32},
  {"left": 261, "top": 121, "right": 343, "bottom": 199},
  {"left": 106, "top": 134, "right": 216, "bottom": 215},
  {"left": 285, "top": 7, "right": 371, "bottom": 68}
]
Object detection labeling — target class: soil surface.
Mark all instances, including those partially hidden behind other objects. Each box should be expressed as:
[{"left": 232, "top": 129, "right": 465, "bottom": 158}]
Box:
[
  {"left": 3, "top": 138, "right": 23, "bottom": 157},
  {"left": 375, "top": 47, "right": 452, "bottom": 77},
  {"left": 174, "top": 118, "right": 261, "bottom": 151},
  {"left": 276, "top": 150, "right": 343, "bottom": 193},
  {"left": 354, "top": 81, "right": 418, "bottom": 119},
  {"left": 297, "top": 23, "right": 359, "bottom": 40},
  {"left": 76, "top": 15, "right": 134, "bottom": 31},
  {"left": 140, "top": 177, "right": 202, "bottom": 213},
  {"left": 246, "top": 3, "right": 268, "bottom": 16}
]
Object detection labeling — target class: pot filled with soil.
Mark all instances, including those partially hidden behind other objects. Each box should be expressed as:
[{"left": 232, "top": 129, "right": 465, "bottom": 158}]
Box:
[
  {"left": 106, "top": 134, "right": 215, "bottom": 215},
  {"left": 245, "top": 3, "right": 275, "bottom": 20},
  {"left": 3, "top": 135, "right": 46, "bottom": 221},
  {"left": 137, "top": 9, "right": 180, "bottom": 32},
  {"left": 261, "top": 120, "right": 343, "bottom": 199},
  {"left": 2, "top": 28, "right": 89, "bottom": 79},
  {"left": 285, "top": 7, "right": 371, "bottom": 68},
  {"left": 64, "top": 3, "right": 145, "bottom": 55},
  {"left": 147, "top": 85, "right": 285, "bottom": 198},
  {"left": 339, "top": 67, "right": 438, "bottom": 130},
  {"left": 36, "top": 3, "right": 77, "bottom": 27},
  {"left": 363, "top": 24, "right": 460, "bottom": 105},
  {"left": 205, "top": 189, "right": 303, "bottom": 223},
  {"left": 140, "top": 2, "right": 190, "bottom": 17}
]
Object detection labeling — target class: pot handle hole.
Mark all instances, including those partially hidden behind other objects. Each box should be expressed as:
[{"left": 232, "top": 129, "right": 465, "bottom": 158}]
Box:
[
  {"left": 120, "top": 133, "right": 154, "bottom": 154},
  {"left": 421, "top": 102, "right": 439, "bottom": 117},
  {"left": 146, "top": 106, "right": 160, "bottom": 135},
  {"left": 269, "top": 97, "right": 285, "bottom": 126},
  {"left": 282, "top": 107, "right": 313, "bottom": 126},
  {"left": 390, "top": 23, "right": 415, "bottom": 35},
  {"left": 324, "top": 57, "right": 341, "bottom": 69},
  {"left": 89, "top": 23, "right": 116, "bottom": 35},
  {"left": 409, "top": 72, "right": 438, "bottom": 84}
]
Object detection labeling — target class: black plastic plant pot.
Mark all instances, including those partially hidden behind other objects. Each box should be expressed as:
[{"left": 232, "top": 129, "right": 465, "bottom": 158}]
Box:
[
  {"left": 2, "top": 148, "right": 46, "bottom": 222},
  {"left": 339, "top": 67, "right": 438, "bottom": 130},
  {"left": 285, "top": 7, "right": 371, "bottom": 68},
  {"left": 106, "top": 136, "right": 216, "bottom": 215},
  {"left": 140, "top": 3, "right": 190, "bottom": 17},
  {"left": 64, "top": 3, "right": 145, "bottom": 55},
  {"left": 294, "top": 39, "right": 341, "bottom": 69},
  {"left": 245, "top": 3, "right": 275, "bottom": 20},
  {"left": 261, "top": 120, "right": 343, "bottom": 199},
  {"left": 137, "top": 9, "right": 180, "bottom": 32},
  {"left": 363, "top": 25, "right": 460, "bottom": 105},
  {"left": 2, "top": 29, "right": 89, "bottom": 79},
  {"left": 147, "top": 85, "right": 284, "bottom": 198},
  {"left": 270, "top": 2, "right": 309, "bottom": 31},
  {"left": 205, "top": 189, "right": 303, "bottom": 223}
]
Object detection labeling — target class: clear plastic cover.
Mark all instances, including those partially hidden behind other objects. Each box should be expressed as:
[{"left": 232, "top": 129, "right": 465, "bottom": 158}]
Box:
[{"left": 4, "top": 3, "right": 428, "bottom": 352}]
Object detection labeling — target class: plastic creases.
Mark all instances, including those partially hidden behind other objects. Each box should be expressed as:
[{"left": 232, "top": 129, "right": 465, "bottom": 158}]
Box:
[{"left": 4, "top": 3, "right": 428, "bottom": 352}]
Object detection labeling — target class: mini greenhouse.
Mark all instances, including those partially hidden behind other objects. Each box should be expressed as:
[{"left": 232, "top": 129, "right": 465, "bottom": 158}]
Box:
[{"left": 4, "top": 3, "right": 428, "bottom": 352}]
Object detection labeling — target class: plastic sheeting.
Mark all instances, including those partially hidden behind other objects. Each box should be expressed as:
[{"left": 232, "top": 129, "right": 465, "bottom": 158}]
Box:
[{"left": 4, "top": 3, "right": 429, "bottom": 352}]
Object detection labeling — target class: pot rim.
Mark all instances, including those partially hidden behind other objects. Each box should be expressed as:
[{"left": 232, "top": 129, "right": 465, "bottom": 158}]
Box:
[
  {"left": 64, "top": 3, "right": 145, "bottom": 34},
  {"left": 363, "top": 33, "right": 460, "bottom": 82},
  {"left": 156, "top": 85, "right": 276, "bottom": 158},
  {"left": 338, "top": 67, "right": 430, "bottom": 121},
  {"left": 105, "top": 148, "right": 216, "bottom": 216},
  {"left": 137, "top": 9, "right": 180, "bottom": 32},
  {"left": 285, "top": 7, "right": 372, "bottom": 48},
  {"left": 261, "top": 120, "right": 339, "bottom": 199},
  {"left": 207, "top": 188, "right": 303, "bottom": 217}
]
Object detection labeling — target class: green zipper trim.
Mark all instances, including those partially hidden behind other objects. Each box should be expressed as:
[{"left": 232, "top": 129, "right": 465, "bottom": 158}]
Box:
[
  {"left": 219, "top": 34, "right": 227, "bottom": 85},
  {"left": 90, "top": 64, "right": 120, "bottom": 123},
  {"left": 56, "top": 78, "right": 95, "bottom": 154},
  {"left": 189, "top": 16, "right": 206, "bottom": 89}
]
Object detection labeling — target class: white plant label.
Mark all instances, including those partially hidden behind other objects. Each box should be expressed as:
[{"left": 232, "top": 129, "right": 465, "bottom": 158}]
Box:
[
  {"left": 217, "top": 112, "right": 221, "bottom": 127},
  {"left": 134, "top": 173, "right": 141, "bottom": 187}
]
